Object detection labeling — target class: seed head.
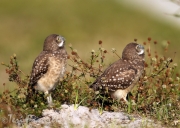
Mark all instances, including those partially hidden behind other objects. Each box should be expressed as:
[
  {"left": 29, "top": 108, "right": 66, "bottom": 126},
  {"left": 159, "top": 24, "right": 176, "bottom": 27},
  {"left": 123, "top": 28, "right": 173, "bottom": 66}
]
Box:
[
  {"left": 99, "top": 40, "right": 102, "bottom": 44},
  {"left": 148, "top": 37, "right": 151, "bottom": 41}
]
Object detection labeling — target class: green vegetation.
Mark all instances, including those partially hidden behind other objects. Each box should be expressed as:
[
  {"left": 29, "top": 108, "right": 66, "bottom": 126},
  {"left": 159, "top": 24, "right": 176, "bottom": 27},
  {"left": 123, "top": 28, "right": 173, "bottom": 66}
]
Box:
[
  {"left": 0, "top": 0, "right": 180, "bottom": 127},
  {"left": 0, "top": 39, "right": 180, "bottom": 127}
]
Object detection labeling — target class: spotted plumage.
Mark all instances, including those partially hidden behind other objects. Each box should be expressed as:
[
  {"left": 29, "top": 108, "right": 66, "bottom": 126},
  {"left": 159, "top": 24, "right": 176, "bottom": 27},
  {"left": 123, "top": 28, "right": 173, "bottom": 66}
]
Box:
[
  {"left": 90, "top": 43, "right": 145, "bottom": 102},
  {"left": 28, "top": 34, "right": 67, "bottom": 105}
]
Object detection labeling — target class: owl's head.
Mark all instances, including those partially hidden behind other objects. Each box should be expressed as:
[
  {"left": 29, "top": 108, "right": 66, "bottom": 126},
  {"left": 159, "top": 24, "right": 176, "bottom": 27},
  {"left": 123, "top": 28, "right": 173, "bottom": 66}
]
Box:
[
  {"left": 122, "top": 43, "right": 145, "bottom": 60},
  {"left": 43, "top": 34, "right": 65, "bottom": 51}
]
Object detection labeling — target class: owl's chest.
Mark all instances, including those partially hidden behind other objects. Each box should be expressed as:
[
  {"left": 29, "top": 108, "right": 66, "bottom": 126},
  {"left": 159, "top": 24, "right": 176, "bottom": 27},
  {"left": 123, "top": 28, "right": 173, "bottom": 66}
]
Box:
[
  {"left": 48, "top": 56, "right": 66, "bottom": 76},
  {"left": 36, "top": 56, "right": 66, "bottom": 92}
]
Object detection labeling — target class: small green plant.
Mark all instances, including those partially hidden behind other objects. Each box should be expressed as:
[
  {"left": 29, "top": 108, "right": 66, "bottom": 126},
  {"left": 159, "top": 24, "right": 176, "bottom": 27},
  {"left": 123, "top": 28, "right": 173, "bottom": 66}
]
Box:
[
  {"left": 0, "top": 38, "right": 179, "bottom": 127},
  {"left": 74, "top": 90, "right": 87, "bottom": 110}
]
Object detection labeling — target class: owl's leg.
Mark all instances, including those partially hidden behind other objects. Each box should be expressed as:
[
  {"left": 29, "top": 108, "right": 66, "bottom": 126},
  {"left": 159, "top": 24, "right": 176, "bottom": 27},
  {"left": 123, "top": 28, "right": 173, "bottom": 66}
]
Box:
[
  {"left": 111, "top": 90, "right": 128, "bottom": 104},
  {"left": 47, "top": 94, "right": 53, "bottom": 105},
  {"left": 126, "top": 92, "right": 133, "bottom": 101},
  {"left": 123, "top": 97, "right": 128, "bottom": 104},
  {"left": 45, "top": 91, "right": 53, "bottom": 106}
]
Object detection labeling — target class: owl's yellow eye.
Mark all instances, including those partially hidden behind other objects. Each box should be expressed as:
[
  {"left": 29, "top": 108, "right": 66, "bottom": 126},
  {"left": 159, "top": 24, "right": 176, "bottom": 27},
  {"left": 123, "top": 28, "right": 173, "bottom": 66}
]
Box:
[
  {"left": 56, "top": 36, "right": 65, "bottom": 47},
  {"left": 56, "top": 36, "right": 61, "bottom": 42},
  {"left": 136, "top": 45, "right": 140, "bottom": 50}
]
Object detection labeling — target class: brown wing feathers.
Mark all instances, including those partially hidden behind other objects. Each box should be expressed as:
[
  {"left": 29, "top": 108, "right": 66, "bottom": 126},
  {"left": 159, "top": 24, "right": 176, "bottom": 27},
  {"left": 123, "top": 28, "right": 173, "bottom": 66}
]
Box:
[
  {"left": 90, "top": 60, "right": 137, "bottom": 91},
  {"left": 29, "top": 52, "right": 49, "bottom": 86}
]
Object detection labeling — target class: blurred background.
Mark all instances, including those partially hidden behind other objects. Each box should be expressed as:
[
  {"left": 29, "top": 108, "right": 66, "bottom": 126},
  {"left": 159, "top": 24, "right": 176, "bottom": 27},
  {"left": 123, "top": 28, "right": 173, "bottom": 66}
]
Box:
[{"left": 0, "top": 0, "right": 180, "bottom": 92}]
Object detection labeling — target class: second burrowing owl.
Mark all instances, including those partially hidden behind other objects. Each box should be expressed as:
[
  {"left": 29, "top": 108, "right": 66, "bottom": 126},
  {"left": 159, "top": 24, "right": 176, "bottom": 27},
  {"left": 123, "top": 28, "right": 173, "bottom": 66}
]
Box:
[{"left": 90, "top": 43, "right": 145, "bottom": 102}]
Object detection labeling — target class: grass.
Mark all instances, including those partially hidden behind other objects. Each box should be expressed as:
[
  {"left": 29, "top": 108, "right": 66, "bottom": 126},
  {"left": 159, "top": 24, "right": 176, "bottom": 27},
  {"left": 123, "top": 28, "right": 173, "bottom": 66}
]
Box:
[{"left": 0, "top": 38, "right": 180, "bottom": 127}]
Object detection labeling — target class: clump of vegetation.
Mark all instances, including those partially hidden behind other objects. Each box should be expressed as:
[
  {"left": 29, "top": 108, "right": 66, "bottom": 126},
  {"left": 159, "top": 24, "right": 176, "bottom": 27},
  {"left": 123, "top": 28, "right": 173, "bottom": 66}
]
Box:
[
  {"left": 133, "top": 39, "right": 180, "bottom": 126},
  {"left": 0, "top": 38, "right": 179, "bottom": 127}
]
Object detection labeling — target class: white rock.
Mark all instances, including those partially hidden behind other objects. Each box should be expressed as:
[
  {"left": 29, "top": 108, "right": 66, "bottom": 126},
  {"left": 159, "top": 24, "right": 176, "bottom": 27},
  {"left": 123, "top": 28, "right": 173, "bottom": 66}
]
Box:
[{"left": 27, "top": 104, "right": 164, "bottom": 128}]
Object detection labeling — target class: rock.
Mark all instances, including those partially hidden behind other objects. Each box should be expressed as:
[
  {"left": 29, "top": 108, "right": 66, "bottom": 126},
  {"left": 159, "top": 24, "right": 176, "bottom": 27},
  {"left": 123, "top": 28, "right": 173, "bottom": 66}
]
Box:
[{"left": 28, "top": 104, "right": 164, "bottom": 128}]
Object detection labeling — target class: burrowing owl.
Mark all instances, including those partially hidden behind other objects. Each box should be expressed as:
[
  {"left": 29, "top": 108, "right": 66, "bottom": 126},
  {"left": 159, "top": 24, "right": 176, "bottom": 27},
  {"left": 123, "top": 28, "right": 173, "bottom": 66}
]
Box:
[
  {"left": 28, "top": 34, "right": 67, "bottom": 106},
  {"left": 90, "top": 43, "right": 145, "bottom": 102}
]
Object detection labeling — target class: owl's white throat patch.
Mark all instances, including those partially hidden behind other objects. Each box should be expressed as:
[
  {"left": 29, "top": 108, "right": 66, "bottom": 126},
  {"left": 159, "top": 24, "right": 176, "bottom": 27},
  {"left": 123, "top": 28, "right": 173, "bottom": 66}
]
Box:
[
  {"left": 58, "top": 41, "right": 64, "bottom": 47},
  {"left": 138, "top": 49, "right": 144, "bottom": 55}
]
